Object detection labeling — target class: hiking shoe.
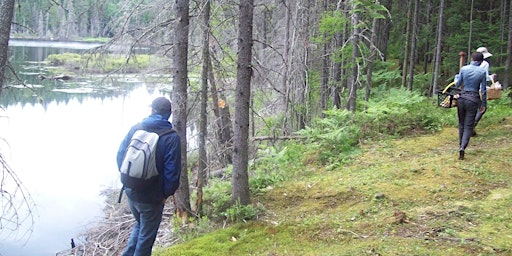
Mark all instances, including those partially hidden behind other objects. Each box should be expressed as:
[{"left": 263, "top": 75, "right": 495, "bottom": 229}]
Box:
[{"left": 458, "top": 150, "right": 465, "bottom": 160}]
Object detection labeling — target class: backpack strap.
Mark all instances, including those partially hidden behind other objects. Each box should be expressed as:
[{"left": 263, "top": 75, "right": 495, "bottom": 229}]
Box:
[
  {"left": 158, "top": 128, "right": 175, "bottom": 137},
  {"left": 135, "top": 122, "right": 175, "bottom": 136}
]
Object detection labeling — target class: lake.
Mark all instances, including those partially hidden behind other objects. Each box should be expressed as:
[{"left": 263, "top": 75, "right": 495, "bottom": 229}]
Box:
[{"left": 0, "top": 40, "right": 169, "bottom": 255}]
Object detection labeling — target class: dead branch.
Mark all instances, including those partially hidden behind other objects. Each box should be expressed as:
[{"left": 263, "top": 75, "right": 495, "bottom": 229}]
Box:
[
  {"left": 0, "top": 151, "right": 37, "bottom": 242},
  {"left": 251, "top": 135, "right": 305, "bottom": 141},
  {"left": 56, "top": 192, "right": 181, "bottom": 256}
]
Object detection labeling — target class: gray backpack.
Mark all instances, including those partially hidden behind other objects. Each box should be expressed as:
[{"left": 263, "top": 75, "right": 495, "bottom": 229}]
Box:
[{"left": 119, "top": 127, "right": 174, "bottom": 191}]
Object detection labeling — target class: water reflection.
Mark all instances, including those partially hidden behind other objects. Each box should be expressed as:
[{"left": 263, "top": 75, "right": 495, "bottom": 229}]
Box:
[
  {"left": 2, "top": 40, "right": 159, "bottom": 108},
  {"left": 0, "top": 40, "right": 170, "bottom": 255}
]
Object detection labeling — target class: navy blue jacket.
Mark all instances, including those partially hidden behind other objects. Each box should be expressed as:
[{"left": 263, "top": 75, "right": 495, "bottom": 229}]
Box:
[{"left": 117, "top": 114, "right": 181, "bottom": 204}]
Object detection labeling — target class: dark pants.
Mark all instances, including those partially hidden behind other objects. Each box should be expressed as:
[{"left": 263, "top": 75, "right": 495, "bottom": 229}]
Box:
[
  {"left": 457, "top": 97, "right": 480, "bottom": 150},
  {"left": 474, "top": 106, "right": 486, "bottom": 128}
]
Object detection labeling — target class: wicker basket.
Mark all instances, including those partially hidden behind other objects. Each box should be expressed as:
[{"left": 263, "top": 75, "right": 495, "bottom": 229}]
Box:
[{"left": 487, "top": 87, "right": 502, "bottom": 100}]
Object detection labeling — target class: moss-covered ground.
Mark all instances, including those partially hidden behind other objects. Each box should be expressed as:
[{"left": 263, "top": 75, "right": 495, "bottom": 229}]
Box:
[{"left": 156, "top": 109, "right": 512, "bottom": 256}]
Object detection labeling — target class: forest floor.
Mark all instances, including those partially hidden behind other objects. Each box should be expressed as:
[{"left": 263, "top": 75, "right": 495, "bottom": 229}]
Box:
[{"left": 156, "top": 111, "right": 512, "bottom": 256}]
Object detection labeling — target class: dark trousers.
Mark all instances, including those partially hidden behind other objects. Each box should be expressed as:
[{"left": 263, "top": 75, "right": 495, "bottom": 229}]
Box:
[
  {"left": 474, "top": 106, "right": 486, "bottom": 128},
  {"left": 457, "top": 97, "right": 480, "bottom": 150}
]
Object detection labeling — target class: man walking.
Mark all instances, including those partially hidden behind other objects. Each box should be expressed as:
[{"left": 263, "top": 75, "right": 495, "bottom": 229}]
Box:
[
  {"left": 454, "top": 52, "right": 487, "bottom": 160},
  {"left": 117, "top": 97, "right": 181, "bottom": 255}
]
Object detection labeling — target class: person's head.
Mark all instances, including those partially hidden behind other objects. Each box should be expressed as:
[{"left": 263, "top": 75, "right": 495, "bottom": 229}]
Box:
[
  {"left": 476, "top": 47, "right": 492, "bottom": 59},
  {"left": 471, "top": 52, "right": 484, "bottom": 63},
  {"left": 151, "top": 97, "right": 172, "bottom": 119}
]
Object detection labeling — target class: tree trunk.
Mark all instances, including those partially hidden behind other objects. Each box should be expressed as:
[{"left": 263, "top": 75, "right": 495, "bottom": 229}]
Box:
[
  {"left": 321, "top": 35, "right": 329, "bottom": 114},
  {"left": 172, "top": 0, "right": 192, "bottom": 222},
  {"left": 209, "top": 56, "right": 233, "bottom": 166},
  {"left": 499, "top": 0, "right": 507, "bottom": 66},
  {"left": 366, "top": 17, "right": 378, "bottom": 103},
  {"left": 196, "top": 0, "right": 211, "bottom": 216},
  {"left": 401, "top": 0, "right": 412, "bottom": 88},
  {"left": 294, "top": 0, "right": 311, "bottom": 131},
  {"left": 423, "top": 0, "right": 432, "bottom": 74},
  {"left": 232, "top": 0, "right": 253, "bottom": 206},
  {"left": 0, "top": 0, "right": 15, "bottom": 93},
  {"left": 504, "top": 0, "right": 512, "bottom": 90},
  {"left": 339, "top": 2, "right": 350, "bottom": 110},
  {"left": 320, "top": 0, "right": 329, "bottom": 115},
  {"left": 332, "top": 31, "right": 342, "bottom": 109},
  {"left": 431, "top": 0, "right": 445, "bottom": 97},
  {"left": 407, "top": 0, "right": 419, "bottom": 91},
  {"left": 281, "top": 0, "right": 291, "bottom": 135},
  {"left": 375, "top": 0, "right": 392, "bottom": 61},
  {"left": 347, "top": 2, "right": 358, "bottom": 112}
]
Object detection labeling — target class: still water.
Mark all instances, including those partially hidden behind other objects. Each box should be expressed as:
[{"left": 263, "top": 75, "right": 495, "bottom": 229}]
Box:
[{"left": 0, "top": 40, "right": 169, "bottom": 255}]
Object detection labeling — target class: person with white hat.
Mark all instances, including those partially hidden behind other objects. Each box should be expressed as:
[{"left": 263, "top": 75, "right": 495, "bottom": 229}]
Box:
[
  {"left": 476, "top": 47, "right": 492, "bottom": 59},
  {"left": 473, "top": 46, "right": 493, "bottom": 136}
]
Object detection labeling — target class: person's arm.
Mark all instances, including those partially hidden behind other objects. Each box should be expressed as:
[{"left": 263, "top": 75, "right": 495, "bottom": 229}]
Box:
[
  {"left": 162, "top": 134, "right": 182, "bottom": 198},
  {"left": 480, "top": 72, "right": 487, "bottom": 109},
  {"left": 454, "top": 69, "right": 463, "bottom": 88}
]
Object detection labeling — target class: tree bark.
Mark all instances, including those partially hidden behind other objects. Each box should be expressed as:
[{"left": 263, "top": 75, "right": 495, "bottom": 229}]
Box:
[
  {"left": 366, "top": 17, "right": 378, "bottom": 103},
  {"left": 172, "top": 0, "right": 192, "bottom": 221},
  {"left": 347, "top": 1, "right": 359, "bottom": 112},
  {"left": 232, "top": 0, "right": 253, "bottom": 206},
  {"left": 196, "top": 0, "right": 211, "bottom": 216},
  {"left": 375, "top": 0, "right": 392, "bottom": 61},
  {"left": 0, "top": 0, "right": 15, "bottom": 93},
  {"left": 320, "top": 0, "right": 329, "bottom": 115},
  {"left": 332, "top": 30, "right": 342, "bottom": 109},
  {"left": 505, "top": 0, "right": 512, "bottom": 90},
  {"left": 401, "top": 0, "right": 412, "bottom": 88},
  {"left": 209, "top": 57, "right": 233, "bottom": 166},
  {"left": 407, "top": 0, "right": 419, "bottom": 91},
  {"left": 431, "top": 0, "right": 445, "bottom": 97},
  {"left": 281, "top": 0, "right": 291, "bottom": 135}
]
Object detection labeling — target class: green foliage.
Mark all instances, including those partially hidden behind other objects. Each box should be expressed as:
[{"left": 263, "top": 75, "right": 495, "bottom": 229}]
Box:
[
  {"left": 298, "top": 87, "right": 456, "bottom": 164},
  {"left": 202, "top": 181, "right": 264, "bottom": 222},
  {"left": 45, "top": 53, "right": 153, "bottom": 73},
  {"left": 202, "top": 141, "right": 311, "bottom": 222},
  {"left": 171, "top": 216, "right": 215, "bottom": 242},
  {"left": 359, "top": 87, "right": 446, "bottom": 135},
  {"left": 202, "top": 177, "right": 232, "bottom": 220},
  {"left": 249, "top": 143, "right": 308, "bottom": 193},
  {"left": 299, "top": 109, "right": 360, "bottom": 163},
  {"left": 224, "top": 201, "right": 263, "bottom": 223},
  {"left": 350, "top": 0, "right": 388, "bottom": 20},
  {"left": 46, "top": 53, "right": 82, "bottom": 66},
  {"left": 366, "top": 61, "right": 401, "bottom": 88},
  {"left": 249, "top": 160, "right": 285, "bottom": 194},
  {"left": 479, "top": 89, "right": 512, "bottom": 124},
  {"left": 318, "top": 11, "right": 347, "bottom": 39}
]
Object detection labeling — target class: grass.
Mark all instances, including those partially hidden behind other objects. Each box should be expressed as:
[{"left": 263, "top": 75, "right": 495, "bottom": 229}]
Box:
[
  {"left": 45, "top": 52, "right": 157, "bottom": 74},
  {"left": 155, "top": 102, "right": 512, "bottom": 255}
]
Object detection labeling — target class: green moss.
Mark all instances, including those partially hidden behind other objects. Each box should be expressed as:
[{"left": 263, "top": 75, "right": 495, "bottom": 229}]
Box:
[
  {"left": 157, "top": 100, "right": 512, "bottom": 255},
  {"left": 45, "top": 52, "right": 156, "bottom": 74}
]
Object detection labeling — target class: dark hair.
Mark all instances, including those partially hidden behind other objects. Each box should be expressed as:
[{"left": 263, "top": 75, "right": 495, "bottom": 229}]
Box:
[{"left": 471, "top": 52, "right": 484, "bottom": 62}]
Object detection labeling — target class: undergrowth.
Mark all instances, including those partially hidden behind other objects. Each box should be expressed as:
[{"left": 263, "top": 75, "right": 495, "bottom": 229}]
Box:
[{"left": 157, "top": 89, "right": 512, "bottom": 256}]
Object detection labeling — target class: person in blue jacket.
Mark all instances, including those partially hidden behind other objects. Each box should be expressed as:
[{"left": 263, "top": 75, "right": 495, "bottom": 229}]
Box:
[
  {"left": 117, "top": 97, "right": 181, "bottom": 256},
  {"left": 454, "top": 52, "right": 487, "bottom": 160}
]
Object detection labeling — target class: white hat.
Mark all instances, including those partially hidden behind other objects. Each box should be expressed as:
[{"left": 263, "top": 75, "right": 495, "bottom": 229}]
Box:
[{"left": 476, "top": 47, "right": 492, "bottom": 59}]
